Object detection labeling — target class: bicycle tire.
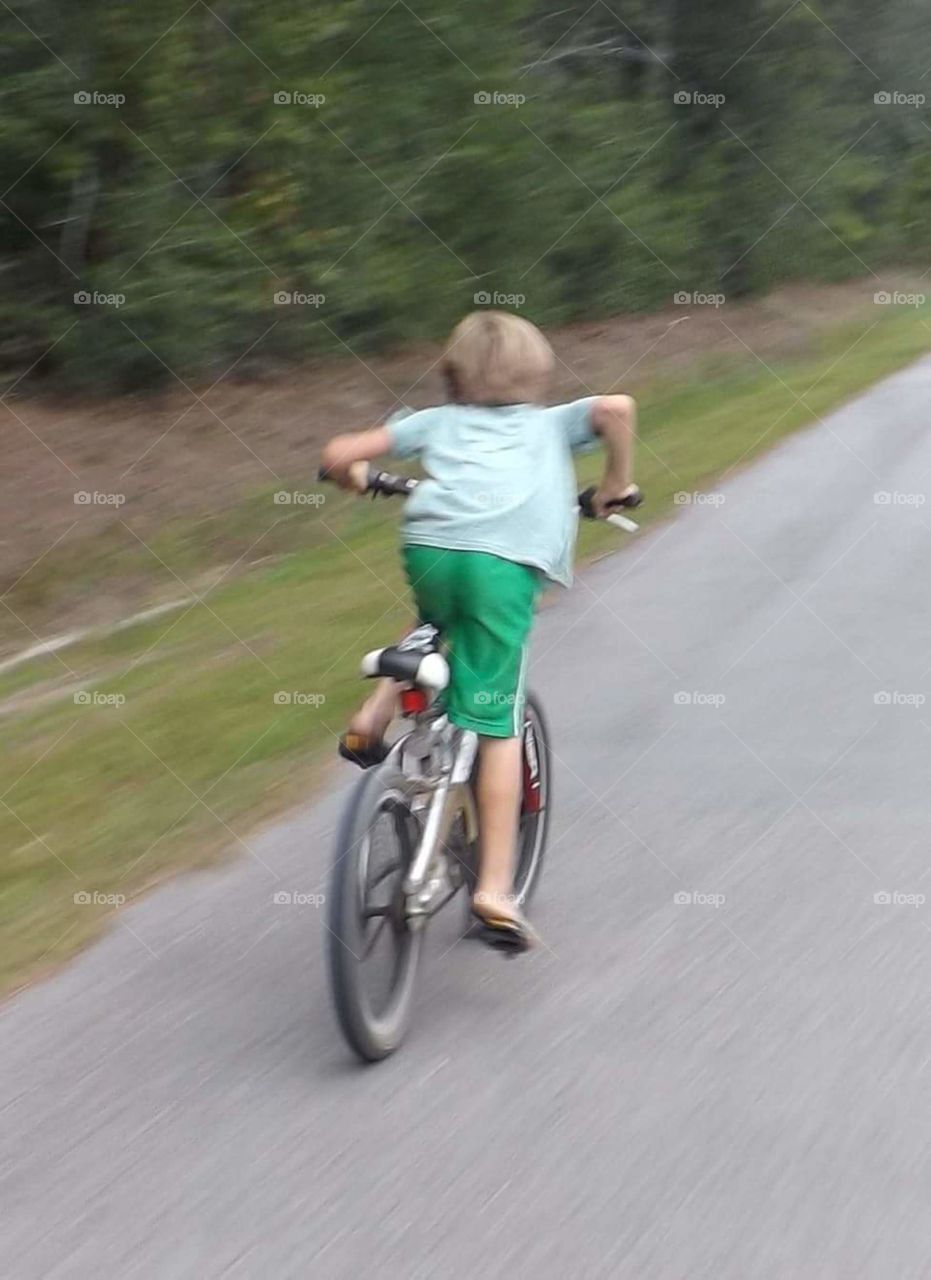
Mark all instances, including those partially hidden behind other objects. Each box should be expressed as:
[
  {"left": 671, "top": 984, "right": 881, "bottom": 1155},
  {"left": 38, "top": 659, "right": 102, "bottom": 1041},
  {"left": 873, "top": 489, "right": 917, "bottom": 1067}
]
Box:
[
  {"left": 513, "top": 692, "right": 551, "bottom": 903},
  {"left": 327, "top": 764, "right": 424, "bottom": 1061},
  {"left": 461, "top": 691, "right": 552, "bottom": 909}
]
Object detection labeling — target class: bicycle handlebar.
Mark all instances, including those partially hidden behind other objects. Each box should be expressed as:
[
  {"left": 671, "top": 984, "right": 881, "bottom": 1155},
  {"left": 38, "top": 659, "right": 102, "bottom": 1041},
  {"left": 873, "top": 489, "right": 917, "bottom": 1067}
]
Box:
[
  {"left": 360, "top": 466, "right": 418, "bottom": 498},
  {"left": 576, "top": 484, "right": 642, "bottom": 516},
  {"left": 317, "top": 465, "right": 641, "bottom": 530}
]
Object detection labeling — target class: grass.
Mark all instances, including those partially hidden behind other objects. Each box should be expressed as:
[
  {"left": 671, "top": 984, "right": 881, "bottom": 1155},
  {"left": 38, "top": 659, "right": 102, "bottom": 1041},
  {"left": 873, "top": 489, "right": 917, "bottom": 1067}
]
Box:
[{"left": 2, "top": 298, "right": 930, "bottom": 990}]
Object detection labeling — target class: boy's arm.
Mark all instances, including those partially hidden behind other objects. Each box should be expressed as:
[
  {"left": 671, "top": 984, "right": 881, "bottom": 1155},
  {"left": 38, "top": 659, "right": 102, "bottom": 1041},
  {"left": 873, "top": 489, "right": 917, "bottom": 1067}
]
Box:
[
  {"left": 589, "top": 395, "right": 638, "bottom": 516},
  {"left": 320, "top": 426, "right": 392, "bottom": 491}
]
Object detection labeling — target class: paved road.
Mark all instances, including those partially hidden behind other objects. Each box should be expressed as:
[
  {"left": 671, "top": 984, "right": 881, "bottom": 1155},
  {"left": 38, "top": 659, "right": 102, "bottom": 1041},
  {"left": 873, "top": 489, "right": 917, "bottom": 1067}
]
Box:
[{"left": 5, "top": 358, "right": 931, "bottom": 1278}]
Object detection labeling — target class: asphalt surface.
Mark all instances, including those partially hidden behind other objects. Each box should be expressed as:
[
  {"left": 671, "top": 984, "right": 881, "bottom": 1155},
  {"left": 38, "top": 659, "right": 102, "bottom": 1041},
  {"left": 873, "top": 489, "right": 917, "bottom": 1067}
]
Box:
[{"left": 5, "top": 357, "right": 931, "bottom": 1278}]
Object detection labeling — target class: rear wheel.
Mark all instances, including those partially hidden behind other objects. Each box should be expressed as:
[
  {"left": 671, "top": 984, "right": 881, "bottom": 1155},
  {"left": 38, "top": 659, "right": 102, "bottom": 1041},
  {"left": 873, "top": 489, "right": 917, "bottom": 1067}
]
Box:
[
  {"left": 513, "top": 692, "right": 551, "bottom": 903},
  {"left": 462, "top": 692, "right": 552, "bottom": 910},
  {"left": 327, "top": 765, "right": 423, "bottom": 1061}
]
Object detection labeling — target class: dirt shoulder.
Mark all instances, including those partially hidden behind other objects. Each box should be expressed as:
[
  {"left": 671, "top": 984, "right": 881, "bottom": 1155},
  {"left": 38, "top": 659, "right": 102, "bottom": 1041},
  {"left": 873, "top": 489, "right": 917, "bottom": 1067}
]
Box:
[{"left": 5, "top": 275, "right": 921, "bottom": 614}]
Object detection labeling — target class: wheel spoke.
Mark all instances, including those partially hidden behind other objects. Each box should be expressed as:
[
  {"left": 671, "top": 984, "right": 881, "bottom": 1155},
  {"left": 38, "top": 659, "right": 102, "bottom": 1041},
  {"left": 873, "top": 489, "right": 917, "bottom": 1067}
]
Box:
[
  {"left": 361, "top": 915, "right": 389, "bottom": 960},
  {"left": 366, "top": 860, "right": 400, "bottom": 892},
  {"left": 362, "top": 903, "right": 391, "bottom": 919}
]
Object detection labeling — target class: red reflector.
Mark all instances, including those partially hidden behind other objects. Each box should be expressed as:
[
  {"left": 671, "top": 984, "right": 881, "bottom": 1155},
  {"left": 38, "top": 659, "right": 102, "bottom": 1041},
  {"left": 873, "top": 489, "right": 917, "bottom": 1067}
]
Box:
[{"left": 400, "top": 687, "right": 428, "bottom": 716}]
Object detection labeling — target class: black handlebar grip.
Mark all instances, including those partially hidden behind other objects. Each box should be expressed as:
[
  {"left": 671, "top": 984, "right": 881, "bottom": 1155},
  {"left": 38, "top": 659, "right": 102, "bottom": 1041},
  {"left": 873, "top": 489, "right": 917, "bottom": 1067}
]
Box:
[
  {"left": 578, "top": 485, "right": 643, "bottom": 519},
  {"left": 371, "top": 470, "right": 418, "bottom": 497},
  {"left": 318, "top": 463, "right": 416, "bottom": 496},
  {"left": 578, "top": 486, "right": 598, "bottom": 519}
]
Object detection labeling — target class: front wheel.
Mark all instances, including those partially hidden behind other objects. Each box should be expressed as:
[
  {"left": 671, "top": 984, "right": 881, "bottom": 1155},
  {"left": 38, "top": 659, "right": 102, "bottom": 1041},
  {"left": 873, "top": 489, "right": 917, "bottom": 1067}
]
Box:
[{"left": 327, "top": 765, "right": 423, "bottom": 1061}]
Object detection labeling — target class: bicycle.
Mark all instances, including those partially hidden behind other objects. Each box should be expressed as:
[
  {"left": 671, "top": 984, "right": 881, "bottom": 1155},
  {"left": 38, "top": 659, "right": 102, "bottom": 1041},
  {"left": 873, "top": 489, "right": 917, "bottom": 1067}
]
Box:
[{"left": 320, "top": 464, "right": 641, "bottom": 1061}]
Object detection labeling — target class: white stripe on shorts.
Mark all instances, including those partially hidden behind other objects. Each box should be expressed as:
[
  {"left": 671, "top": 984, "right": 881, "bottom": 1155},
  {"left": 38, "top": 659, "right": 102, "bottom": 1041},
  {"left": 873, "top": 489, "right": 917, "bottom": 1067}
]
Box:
[{"left": 513, "top": 642, "right": 529, "bottom": 737}]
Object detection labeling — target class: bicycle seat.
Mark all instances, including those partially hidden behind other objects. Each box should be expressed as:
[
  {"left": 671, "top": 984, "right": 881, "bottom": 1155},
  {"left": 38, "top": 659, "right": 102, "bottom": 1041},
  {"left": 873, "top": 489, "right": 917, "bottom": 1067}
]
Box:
[{"left": 361, "top": 624, "right": 449, "bottom": 690}]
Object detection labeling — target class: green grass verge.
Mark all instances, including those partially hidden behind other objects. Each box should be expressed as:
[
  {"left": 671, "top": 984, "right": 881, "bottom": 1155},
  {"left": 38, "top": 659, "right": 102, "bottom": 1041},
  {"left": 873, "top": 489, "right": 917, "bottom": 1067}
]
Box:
[{"left": 2, "top": 301, "right": 929, "bottom": 990}]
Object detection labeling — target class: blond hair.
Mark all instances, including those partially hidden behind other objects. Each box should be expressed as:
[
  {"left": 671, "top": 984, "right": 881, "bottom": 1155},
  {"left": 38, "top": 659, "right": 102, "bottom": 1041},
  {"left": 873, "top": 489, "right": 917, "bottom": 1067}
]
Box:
[{"left": 441, "top": 311, "right": 554, "bottom": 405}]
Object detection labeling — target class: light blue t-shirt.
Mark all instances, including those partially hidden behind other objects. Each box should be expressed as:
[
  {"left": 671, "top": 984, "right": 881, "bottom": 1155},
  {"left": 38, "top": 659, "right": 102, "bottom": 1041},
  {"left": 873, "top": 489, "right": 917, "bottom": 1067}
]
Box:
[{"left": 385, "top": 398, "right": 597, "bottom": 587}]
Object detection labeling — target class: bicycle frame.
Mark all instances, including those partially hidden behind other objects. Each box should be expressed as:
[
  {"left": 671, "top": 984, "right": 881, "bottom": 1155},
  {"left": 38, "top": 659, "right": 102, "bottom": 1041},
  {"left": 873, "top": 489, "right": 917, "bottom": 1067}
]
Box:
[{"left": 390, "top": 711, "right": 478, "bottom": 922}]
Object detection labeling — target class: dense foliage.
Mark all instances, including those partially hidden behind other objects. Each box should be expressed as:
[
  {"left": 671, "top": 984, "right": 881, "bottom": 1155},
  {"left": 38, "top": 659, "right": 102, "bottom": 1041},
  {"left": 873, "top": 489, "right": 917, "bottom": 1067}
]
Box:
[{"left": 2, "top": 0, "right": 929, "bottom": 389}]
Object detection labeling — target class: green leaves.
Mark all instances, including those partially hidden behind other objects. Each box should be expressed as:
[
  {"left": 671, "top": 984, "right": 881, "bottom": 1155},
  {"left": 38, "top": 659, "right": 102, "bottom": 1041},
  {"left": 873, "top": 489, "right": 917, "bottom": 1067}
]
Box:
[{"left": 2, "top": 0, "right": 929, "bottom": 389}]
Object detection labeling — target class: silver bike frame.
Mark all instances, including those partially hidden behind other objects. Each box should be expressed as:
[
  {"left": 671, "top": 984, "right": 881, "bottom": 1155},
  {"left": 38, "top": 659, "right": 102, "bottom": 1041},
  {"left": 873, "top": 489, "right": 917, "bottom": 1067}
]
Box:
[{"left": 397, "top": 714, "right": 478, "bottom": 919}]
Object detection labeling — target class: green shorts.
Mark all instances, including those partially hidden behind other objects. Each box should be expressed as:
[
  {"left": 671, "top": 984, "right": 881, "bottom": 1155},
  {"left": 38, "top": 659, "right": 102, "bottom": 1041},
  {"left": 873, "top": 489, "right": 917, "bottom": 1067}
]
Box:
[{"left": 403, "top": 545, "right": 541, "bottom": 738}]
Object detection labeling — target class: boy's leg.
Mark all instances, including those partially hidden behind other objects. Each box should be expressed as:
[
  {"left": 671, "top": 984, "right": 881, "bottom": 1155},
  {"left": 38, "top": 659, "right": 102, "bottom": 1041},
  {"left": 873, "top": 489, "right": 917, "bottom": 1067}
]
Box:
[
  {"left": 343, "top": 599, "right": 427, "bottom": 750},
  {"left": 344, "top": 546, "right": 454, "bottom": 754},
  {"left": 473, "top": 735, "right": 523, "bottom": 920},
  {"left": 345, "top": 545, "right": 452, "bottom": 744},
  {"left": 403, "top": 546, "right": 539, "bottom": 940},
  {"left": 345, "top": 677, "right": 398, "bottom": 741},
  {"left": 434, "top": 550, "right": 538, "bottom": 929}
]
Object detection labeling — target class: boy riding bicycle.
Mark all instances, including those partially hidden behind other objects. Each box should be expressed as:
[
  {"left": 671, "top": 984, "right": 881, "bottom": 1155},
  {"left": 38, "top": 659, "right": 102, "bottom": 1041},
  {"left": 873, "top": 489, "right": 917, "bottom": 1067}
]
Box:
[{"left": 321, "top": 310, "right": 637, "bottom": 951}]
